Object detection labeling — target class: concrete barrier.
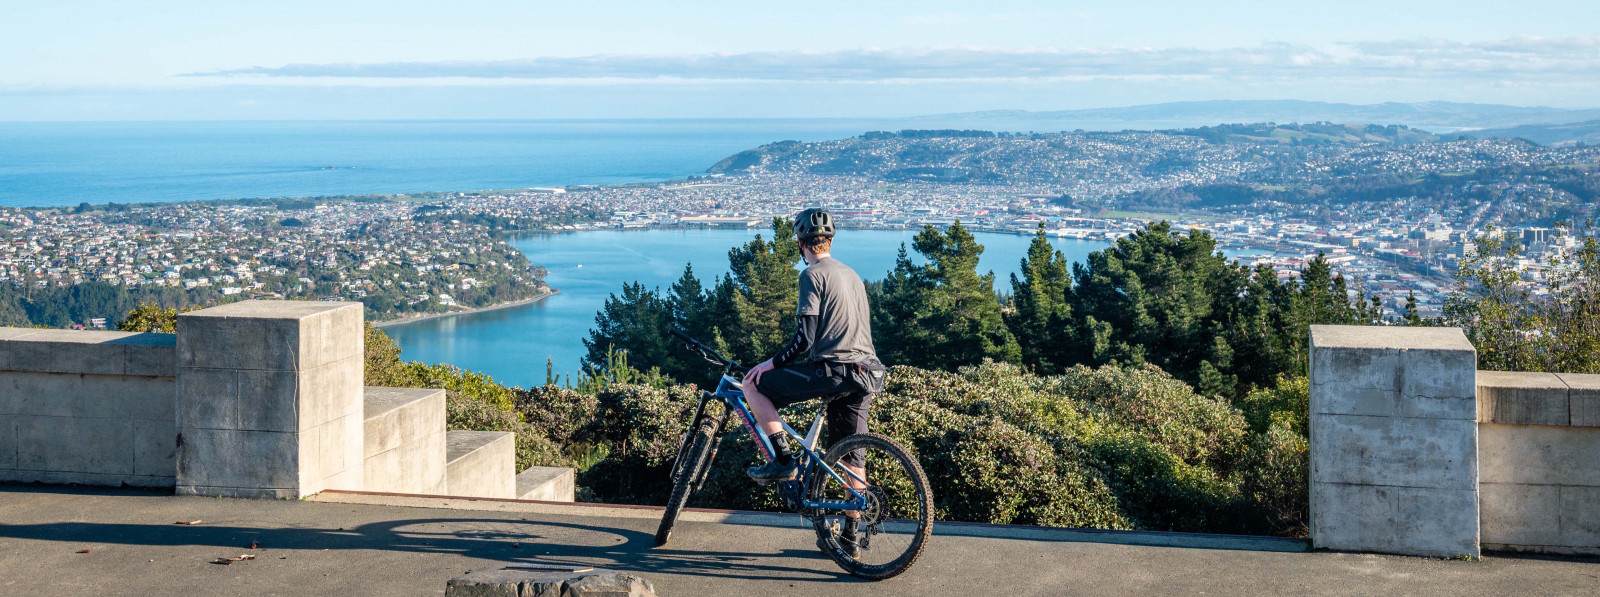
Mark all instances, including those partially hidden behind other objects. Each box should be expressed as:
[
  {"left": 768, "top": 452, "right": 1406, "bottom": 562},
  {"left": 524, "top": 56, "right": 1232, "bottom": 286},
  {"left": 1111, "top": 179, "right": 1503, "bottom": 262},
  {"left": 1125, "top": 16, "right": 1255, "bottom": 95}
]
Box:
[
  {"left": 0, "top": 300, "right": 572, "bottom": 505},
  {"left": 1310, "top": 325, "right": 1600, "bottom": 558},
  {"left": 1308, "top": 325, "right": 1479, "bottom": 558},
  {"left": 517, "top": 466, "right": 576, "bottom": 502},
  {"left": 363, "top": 386, "right": 447, "bottom": 495},
  {"left": 175, "top": 300, "right": 365, "bottom": 499},
  {"left": 445, "top": 431, "right": 516, "bottom": 499},
  {"left": 0, "top": 329, "right": 176, "bottom": 487},
  {"left": 1477, "top": 371, "right": 1600, "bottom": 555}
]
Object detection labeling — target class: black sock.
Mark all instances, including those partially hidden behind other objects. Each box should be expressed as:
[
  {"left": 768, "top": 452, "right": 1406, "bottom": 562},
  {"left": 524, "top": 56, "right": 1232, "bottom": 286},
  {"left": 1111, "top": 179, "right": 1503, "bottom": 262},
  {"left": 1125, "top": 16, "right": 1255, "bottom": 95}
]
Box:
[{"left": 767, "top": 432, "right": 792, "bottom": 463}]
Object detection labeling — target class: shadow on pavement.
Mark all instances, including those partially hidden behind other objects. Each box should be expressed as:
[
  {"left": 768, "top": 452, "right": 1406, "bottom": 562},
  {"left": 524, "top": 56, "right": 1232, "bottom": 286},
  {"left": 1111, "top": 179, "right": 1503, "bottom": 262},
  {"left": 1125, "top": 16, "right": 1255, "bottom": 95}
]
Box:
[{"left": 0, "top": 511, "right": 866, "bottom": 583}]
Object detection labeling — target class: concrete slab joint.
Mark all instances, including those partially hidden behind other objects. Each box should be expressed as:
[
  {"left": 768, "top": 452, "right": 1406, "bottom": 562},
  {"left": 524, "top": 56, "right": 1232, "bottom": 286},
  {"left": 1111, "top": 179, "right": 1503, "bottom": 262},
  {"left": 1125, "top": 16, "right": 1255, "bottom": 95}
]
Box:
[
  {"left": 1308, "top": 325, "right": 1480, "bottom": 558},
  {"left": 174, "top": 300, "right": 365, "bottom": 499}
]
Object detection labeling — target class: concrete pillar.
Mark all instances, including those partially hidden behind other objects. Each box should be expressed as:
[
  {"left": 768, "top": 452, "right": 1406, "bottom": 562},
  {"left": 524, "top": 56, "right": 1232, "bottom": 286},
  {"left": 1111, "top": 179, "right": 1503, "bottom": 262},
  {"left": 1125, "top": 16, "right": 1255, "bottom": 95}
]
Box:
[
  {"left": 175, "top": 300, "right": 365, "bottom": 498},
  {"left": 1308, "top": 325, "right": 1479, "bottom": 558}
]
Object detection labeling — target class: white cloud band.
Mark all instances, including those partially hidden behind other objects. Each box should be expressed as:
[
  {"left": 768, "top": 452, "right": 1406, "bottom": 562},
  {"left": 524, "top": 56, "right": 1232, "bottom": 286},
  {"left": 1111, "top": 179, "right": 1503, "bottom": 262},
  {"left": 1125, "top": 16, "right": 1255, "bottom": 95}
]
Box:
[{"left": 186, "top": 37, "right": 1600, "bottom": 83}]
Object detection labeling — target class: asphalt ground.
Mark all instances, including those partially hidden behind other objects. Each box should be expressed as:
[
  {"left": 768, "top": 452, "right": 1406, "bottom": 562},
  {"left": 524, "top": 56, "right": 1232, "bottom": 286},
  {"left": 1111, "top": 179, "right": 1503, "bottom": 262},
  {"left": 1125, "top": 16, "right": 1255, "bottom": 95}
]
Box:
[{"left": 2, "top": 484, "right": 1598, "bottom": 596}]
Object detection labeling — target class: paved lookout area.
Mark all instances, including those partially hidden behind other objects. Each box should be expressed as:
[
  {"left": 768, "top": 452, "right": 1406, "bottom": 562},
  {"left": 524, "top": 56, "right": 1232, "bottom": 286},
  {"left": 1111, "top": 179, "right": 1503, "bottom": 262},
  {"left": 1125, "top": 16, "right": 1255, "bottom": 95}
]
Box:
[{"left": 2, "top": 485, "right": 1597, "bottom": 596}]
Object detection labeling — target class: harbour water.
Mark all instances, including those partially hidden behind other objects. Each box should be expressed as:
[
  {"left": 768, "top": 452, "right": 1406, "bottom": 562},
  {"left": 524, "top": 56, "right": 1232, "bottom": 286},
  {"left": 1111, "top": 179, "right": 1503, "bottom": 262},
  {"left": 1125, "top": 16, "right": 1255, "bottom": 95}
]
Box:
[{"left": 382, "top": 228, "right": 1111, "bottom": 388}]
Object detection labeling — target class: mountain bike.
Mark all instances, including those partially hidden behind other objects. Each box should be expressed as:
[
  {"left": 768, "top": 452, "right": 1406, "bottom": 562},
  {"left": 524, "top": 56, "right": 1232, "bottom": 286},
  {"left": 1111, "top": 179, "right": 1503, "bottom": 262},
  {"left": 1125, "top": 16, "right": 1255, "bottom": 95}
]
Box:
[{"left": 653, "top": 329, "right": 933, "bottom": 580}]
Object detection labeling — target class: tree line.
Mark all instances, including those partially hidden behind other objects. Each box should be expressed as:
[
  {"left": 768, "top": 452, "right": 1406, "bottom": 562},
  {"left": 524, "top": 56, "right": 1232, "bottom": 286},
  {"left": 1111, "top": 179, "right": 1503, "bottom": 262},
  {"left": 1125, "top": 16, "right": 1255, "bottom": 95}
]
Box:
[{"left": 583, "top": 218, "right": 1381, "bottom": 399}]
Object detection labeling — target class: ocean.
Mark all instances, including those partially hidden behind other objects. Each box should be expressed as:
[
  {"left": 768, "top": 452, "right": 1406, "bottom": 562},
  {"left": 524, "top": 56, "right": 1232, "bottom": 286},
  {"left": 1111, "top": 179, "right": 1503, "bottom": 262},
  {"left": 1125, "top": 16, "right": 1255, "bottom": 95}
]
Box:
[{"left": 0, "top": 119, "right": 913, "bottom": 207}]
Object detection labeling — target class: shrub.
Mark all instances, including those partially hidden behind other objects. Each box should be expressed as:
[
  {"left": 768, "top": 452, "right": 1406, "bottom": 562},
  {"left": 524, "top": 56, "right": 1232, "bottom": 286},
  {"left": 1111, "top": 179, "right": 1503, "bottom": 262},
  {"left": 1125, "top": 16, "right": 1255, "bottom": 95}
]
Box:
[
  {"left": 359, "top": 323, "right": 1310, "bottom": 537},
  {"left": 552, "top": 360, "right": 1309, "bottom": 537},
  {"left": 575, "top": 383, "right": 700, "bottom": 504}
]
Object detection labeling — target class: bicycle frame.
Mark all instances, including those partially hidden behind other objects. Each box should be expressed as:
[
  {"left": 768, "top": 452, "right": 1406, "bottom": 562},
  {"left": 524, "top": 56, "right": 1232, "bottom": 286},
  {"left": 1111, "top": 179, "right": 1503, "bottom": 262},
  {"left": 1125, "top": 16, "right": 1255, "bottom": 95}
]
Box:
[{"left": 691, "top": 372, "right": 869, "bottom": 514}]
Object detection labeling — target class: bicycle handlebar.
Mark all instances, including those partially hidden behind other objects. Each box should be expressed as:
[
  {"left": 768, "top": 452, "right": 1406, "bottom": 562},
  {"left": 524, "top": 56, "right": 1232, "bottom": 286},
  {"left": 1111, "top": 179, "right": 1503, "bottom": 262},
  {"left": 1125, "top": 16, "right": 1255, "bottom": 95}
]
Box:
[{"left": 670, "top": 328, "right": 743, "bottom": 373}]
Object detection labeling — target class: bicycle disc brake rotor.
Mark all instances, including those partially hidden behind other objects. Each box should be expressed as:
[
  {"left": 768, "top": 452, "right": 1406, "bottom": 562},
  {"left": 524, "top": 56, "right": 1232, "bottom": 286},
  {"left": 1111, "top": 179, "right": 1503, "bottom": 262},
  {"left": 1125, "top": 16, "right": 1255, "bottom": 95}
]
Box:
[{"left": 861, "top": 485, "right": 890, "bottom": 528}]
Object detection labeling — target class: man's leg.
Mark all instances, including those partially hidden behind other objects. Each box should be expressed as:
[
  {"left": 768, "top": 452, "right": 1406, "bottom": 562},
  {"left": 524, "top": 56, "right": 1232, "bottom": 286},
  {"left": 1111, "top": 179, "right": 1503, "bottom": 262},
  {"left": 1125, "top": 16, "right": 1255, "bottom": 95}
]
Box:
[
  {"left": 743, "top": 383, "right": 784, "bottom": 437},
  {"left": 826, "top": 391, "right": 872, "bottom": 557},
  {"left": 825, "top": 390, "right": 873, "bottom": 495},
  {"left": 747, "top": 364, "right": 848, "bottom": 482}
]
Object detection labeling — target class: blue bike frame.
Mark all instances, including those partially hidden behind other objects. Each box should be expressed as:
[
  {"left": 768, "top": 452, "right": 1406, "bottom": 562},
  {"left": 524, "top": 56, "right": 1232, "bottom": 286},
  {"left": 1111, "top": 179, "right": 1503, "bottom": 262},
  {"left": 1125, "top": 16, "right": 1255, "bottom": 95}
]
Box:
[{"left": 705, "top": 373, "right": 869, "bottom": 513}]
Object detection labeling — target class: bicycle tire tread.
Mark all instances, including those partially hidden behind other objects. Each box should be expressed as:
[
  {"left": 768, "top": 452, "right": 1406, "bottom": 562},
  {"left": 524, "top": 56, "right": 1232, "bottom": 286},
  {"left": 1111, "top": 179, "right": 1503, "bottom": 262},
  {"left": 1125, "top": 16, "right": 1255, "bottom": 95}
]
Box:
[
  {"left": 808, "top": 432, "right": 934, "bottom": 580},
  {"left": 654, "top": 417, "right": 718, "bottom": 547}
]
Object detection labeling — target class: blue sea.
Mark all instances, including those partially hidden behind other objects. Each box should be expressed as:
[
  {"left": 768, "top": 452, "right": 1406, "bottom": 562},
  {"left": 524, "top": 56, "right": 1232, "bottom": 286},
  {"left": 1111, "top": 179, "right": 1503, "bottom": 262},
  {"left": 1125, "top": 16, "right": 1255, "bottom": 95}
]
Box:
[{"left": 0, "top": 119, "right": 911, "bottom": 207}]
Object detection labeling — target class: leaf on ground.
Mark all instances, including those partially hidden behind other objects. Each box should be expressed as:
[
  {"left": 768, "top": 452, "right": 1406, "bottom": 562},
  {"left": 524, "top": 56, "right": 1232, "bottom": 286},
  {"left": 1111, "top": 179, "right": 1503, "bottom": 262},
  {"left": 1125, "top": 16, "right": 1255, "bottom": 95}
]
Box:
[
  {"left": 211, "top": 554, "right": 256, "bottom": 565},
  {"left": 176, "top": 520, "right": 202, "bottom": 525}
]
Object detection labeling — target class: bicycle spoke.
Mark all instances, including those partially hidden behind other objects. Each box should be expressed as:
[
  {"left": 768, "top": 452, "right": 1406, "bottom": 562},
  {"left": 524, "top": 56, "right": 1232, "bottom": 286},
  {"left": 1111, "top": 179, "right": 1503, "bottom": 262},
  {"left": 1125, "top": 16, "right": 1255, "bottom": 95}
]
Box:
[{"left": 808, "top": 433, "right": 932, "bottom": 578}]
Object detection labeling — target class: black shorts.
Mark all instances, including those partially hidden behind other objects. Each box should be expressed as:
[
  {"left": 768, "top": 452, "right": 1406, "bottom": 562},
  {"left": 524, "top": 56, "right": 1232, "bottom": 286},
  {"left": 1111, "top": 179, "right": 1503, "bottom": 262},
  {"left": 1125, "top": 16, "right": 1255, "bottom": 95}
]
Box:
[{"left": 754, "top": 361, "right": 872, "bottom": 467}]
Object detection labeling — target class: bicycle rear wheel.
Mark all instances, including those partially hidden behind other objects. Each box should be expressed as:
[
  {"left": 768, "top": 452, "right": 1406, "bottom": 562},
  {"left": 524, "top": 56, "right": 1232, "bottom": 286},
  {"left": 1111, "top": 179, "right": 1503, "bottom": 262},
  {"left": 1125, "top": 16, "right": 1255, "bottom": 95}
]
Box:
[
  {"left": 655, "top": 416, "right": 718, "bottom": 547},
  {"left": 806, "top": 432, "right": 933, "bottom": 580}
]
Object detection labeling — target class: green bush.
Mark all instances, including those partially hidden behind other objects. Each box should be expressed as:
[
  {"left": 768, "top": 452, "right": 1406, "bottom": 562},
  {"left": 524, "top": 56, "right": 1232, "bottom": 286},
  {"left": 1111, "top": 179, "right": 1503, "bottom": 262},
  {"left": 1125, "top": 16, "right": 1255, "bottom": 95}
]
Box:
[
  {"left": 523, "top": 359, "right": 1309, "bottom": 537},
  {"left": 359, "top": 324, "right": 1308, "bottom": 536}
]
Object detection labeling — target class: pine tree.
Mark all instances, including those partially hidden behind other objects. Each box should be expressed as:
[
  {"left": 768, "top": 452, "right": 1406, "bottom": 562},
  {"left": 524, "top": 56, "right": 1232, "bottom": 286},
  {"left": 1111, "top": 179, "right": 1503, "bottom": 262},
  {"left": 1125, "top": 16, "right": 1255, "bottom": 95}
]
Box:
[
  {"left": 581, "top": 281, "right": 672, "bottom": 374},
  {"left": 724, "top": 218, "right": 802, "bottom": 363},
  {"left": 1006, "top": 223, "right": 1073, "bottom": 373},
  {"left": 1403, "top": 291, "right": 1423, "bottom": 326},
  {"left": 1067, "top": 221, "right": 1234, "bottom": 382},
  {"left": 667, "top": 264, "right": 706, "bottom": 335},
  {"left": 873, "top": 222, "right": 1020, "bottom": 368}
]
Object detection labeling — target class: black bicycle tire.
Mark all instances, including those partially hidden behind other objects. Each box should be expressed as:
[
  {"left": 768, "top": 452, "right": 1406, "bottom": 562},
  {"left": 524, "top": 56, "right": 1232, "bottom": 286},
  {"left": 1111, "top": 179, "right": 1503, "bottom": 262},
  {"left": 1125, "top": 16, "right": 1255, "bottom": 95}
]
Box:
[
  {"left": 654, "top": 417, "right": 718, "bottom": 547},
  {"left": 806, "top": 432, "right": 934, "bottom": 580},
  {"left": 689, "top": 413, "right": 728, "bottom": 496}
]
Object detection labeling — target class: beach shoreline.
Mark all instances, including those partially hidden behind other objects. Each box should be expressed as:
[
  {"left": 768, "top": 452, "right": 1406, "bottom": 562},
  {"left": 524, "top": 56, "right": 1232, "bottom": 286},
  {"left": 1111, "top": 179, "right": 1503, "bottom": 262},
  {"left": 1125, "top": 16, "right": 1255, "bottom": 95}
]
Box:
[{"left": 372, "top": 289, "right": 560, "bottom": 329}]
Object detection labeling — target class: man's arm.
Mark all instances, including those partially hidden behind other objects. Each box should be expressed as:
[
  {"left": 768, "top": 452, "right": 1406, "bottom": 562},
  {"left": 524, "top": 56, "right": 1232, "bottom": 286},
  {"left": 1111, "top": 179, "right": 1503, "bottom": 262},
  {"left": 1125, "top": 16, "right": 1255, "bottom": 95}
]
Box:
[{"left": 771, "top": 315, "right": 819, "bottom": 369}]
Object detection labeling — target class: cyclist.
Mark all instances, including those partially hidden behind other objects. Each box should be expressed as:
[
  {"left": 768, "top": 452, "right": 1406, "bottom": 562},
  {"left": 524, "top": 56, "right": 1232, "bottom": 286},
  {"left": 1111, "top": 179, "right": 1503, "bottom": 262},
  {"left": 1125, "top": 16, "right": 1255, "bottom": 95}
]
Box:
[{"left": 742, "top": 207, "right": 886, "bottom": 556}]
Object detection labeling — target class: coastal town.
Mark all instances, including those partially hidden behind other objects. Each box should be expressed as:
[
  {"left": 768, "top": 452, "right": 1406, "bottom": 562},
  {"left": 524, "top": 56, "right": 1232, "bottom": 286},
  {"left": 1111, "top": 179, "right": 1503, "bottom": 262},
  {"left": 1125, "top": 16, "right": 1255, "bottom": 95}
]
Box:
[
  {"left": 0, "top": 199, "right": 552, "bottom": 327},
  {"left": 2, "top": 126, "right": 1596, "bottom": 327},
  {"left": 415, "top": 126, "right": 1600, "bottom": 320}
]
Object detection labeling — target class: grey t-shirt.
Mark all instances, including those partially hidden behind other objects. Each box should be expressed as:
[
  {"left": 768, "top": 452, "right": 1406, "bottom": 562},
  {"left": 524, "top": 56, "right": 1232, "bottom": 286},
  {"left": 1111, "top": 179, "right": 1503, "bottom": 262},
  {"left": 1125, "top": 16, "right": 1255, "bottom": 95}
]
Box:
[{"left": 796, "top": 257, "right": 877, "bottom": 364}]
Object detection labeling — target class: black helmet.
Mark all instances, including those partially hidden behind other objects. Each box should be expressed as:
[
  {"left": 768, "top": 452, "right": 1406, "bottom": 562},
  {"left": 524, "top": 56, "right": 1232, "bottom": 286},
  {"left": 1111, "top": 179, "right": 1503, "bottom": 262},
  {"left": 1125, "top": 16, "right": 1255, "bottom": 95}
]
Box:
[{"left": 794, "top": 208, "right": 835, "bottom": 240}]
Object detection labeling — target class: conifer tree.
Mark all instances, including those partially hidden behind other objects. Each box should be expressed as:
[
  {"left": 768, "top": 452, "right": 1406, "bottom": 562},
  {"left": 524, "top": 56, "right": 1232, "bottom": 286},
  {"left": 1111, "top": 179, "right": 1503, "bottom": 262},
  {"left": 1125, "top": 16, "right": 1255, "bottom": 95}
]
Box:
[
  {"left": 1403, "top": 291, "right": 1424, "bottom": 326},
  {"left": 1068, "top": 221, "right": 1234, "bottom": 384},
  {"left": 667, "top": 264, "right": 706, "bottom": 336},
  {"left": 1007, "top": 223, "right": 1073, "bottom": 373},
  {"left": 582, "top": 281, "right": 672, "bottom": 374},
  {"left": 873, "top": 221, "right": 1020, "bottom": 368},
  {"left": 725, "top": 218, "right": 802, "bottom": 363}
]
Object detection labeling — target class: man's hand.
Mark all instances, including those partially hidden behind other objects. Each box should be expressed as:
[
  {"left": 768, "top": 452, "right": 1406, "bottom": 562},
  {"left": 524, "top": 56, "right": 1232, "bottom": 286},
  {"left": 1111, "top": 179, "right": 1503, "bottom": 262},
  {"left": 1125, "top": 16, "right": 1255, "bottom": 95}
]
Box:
[{"left": 743, "top": 359, "right": 775, "bottom": 388}]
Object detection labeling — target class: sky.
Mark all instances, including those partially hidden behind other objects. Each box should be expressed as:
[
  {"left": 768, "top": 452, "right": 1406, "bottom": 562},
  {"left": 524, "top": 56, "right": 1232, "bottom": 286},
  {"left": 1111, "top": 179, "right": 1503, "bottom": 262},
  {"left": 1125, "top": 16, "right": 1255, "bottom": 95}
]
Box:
[{"left": 3, "top": 0, "right": 1599, "bottom": 120}]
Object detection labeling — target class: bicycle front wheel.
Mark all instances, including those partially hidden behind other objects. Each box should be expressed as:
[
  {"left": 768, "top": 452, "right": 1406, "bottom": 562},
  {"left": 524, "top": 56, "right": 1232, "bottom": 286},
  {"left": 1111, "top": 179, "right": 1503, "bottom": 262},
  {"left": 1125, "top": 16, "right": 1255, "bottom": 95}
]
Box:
[
  {"left": 807, "top": 432, "right": 933, "bottom": 580},
  {"left": 655, "top": 416, "right": 717, "bottom": 547}
]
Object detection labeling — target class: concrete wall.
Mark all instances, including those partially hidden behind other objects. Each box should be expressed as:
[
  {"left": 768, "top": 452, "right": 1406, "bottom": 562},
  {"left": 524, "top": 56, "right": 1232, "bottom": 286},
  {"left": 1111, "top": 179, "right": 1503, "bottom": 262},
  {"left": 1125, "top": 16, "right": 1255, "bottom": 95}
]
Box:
[
  {"left": 175, "top": 300, "right": 365, "bottom": 499},
  {"left": 0, "top": 301, "right": 555, "bottom": 505},
  {"left": 1477, "top": 371, "right": 1600, "bottom": 555},
  {"left": 1310, "top": 326, "right": 1600, "bottom": 558},
  {"left": 1308, "top": 325, "right": 1480, "bottom": 558},
  {"left": 0, "top": 328, "right": 177, "bottom": 487}
]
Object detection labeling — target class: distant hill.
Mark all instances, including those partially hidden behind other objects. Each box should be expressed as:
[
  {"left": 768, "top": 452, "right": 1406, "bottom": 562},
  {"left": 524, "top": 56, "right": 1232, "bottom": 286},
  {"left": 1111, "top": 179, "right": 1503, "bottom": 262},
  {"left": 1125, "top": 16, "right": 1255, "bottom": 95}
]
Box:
[
  {"left": 705, "top": 125, "right": 1600, "bottom": 222},
  {"left": 708, "top": 123, "right": 1444, "bottom": 179},
  {"left": 916, "top": 100, "right": 1600, "bottom": 133},
  {"left": 1452, "top": 120, "right": 1600, "bottom": 146}
]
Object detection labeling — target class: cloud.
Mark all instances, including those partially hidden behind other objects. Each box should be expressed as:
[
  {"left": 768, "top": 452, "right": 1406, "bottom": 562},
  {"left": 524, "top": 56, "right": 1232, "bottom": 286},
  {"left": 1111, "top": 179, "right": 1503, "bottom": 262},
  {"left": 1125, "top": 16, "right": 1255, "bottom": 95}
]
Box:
[{"left": 185, "top": 37, "right": 1600, "bottom": 84}]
